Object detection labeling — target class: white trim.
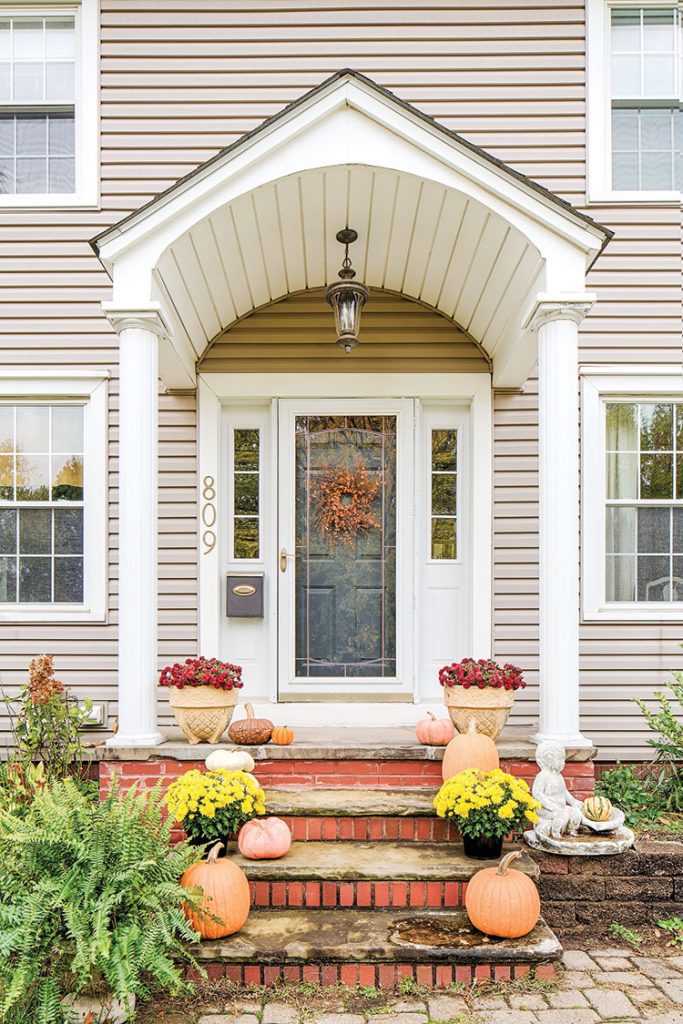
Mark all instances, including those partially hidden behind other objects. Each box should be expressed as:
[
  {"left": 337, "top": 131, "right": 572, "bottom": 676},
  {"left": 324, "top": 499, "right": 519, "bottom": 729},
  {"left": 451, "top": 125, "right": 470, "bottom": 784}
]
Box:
[
  {"left": 0, "top": 371, "right": 107, "bottom": 622},
  {"left": 0, "top": 0, "right": 99, "bottom": 209},
  {"left": 582, "top": 371, "right": 683, "bottom": 622},
  {"left": 201, "top": 373, "right": 492, "bottom": 401},
  {"left": 586, "top": 0, "right": 682, "bottom": 204},
  {"left": 197, "top": 377, "right": 221, "bottom": 655}
]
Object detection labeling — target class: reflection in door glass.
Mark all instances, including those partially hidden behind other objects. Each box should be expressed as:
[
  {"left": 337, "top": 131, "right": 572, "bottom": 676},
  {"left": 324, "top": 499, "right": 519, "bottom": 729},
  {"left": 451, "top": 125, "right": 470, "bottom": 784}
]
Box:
[
  {"left": 233, "top": 429, "right": 260, "bottom": 559},
  {"left": 294, "top": 415, "right": 396, "bottom": 678},
  {"left": 431, "top": 429, "right": 457, "bottom": 559}
]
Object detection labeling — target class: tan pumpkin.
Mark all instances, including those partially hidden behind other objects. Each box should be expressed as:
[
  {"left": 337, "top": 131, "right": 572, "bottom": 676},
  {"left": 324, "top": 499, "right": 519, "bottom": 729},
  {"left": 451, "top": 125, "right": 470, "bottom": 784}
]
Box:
[
  {"left": 227, "top": 703, "right": 274, "bottom": 745},
  {"left": 238, "top": 817, "right": 292, "bottom": 859},
  {"left": 465, "top": 850, "right": 540, "bottom": 939},
  {"left": 181, "top": 842, "right": 250, "bottom": 940},
  {"left": 271, "top": 725, "right": 294, "bottom": 746},
  {"left": 583, "top": 795, "right": 613, "bottom": 822},
  {"left": 441, "top": 716, "right": 500, "bottom": 781},
  {"left": 415, "top": 711, "right": 455, "bottom": 747}
]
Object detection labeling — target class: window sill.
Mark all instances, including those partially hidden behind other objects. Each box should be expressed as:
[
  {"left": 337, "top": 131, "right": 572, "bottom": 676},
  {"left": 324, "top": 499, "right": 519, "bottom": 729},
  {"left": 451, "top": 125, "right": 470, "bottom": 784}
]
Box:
[
  {"left": 587, "top": 190, "right": 681, "bottom": 206},
  {"left": 0, "top": 606, "right": 106, "bottom": 624},
  {"left": 583, "top": 603, "right": 683, "bottom": 623},
  {"left": 0, "top": 192, "right": 99, "bottom": 210}
]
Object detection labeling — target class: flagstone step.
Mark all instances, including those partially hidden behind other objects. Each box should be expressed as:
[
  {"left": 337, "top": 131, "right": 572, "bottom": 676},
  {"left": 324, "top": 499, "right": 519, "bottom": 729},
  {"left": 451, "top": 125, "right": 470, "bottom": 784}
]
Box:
[
  {"left": 190, "top": 907, "right": 562, "bottom": 988},
  {"left": 229, "top": 840, "right": 538, "bottom": 909},
  {"left": 265, "top": 787, "right": 460, "bottom": 841}
]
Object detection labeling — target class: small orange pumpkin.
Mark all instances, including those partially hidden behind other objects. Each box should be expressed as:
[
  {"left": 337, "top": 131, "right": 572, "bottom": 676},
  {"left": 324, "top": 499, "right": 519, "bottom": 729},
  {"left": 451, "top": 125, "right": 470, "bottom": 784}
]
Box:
[
  {"left": 465, "top": 850, "right": 540, "bottom": 939},
  {"left": 238, "top": 816, "right": 292, "bottom": 859},
  {"left": 228, "top": 703, "right": 274, "bottom": 745},
  {"left": 415, "top": 711, "right": 455, "bottom": 746},
  {"left": 271, "top": 725, "right": 294, "bottom": 746},
  {"left": 181, "top": 841, "right": 250, "bottom": 940},
  {"left": 441, "top": 716, "right": 499, "bottom": 781}
]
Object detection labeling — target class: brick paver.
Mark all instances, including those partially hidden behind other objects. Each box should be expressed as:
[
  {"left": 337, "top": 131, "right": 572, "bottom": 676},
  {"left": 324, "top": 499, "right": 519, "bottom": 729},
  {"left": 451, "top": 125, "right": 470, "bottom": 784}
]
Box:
[{"left": 144, "top": 948, "right": 683, "bottom": 1024}]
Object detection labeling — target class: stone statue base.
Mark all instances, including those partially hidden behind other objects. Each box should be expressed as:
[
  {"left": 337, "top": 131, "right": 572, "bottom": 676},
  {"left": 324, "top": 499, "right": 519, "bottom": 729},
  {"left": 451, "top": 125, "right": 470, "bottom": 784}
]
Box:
[{"left": 524, "top": 825, "right": 635, "bottom": 856}]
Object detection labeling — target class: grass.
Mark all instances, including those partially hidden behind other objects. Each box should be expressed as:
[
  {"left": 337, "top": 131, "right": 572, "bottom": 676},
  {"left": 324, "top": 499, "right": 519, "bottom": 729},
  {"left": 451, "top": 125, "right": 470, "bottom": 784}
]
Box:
[{"left": 608, "top": 922, "right": 644, "bottom": 949}]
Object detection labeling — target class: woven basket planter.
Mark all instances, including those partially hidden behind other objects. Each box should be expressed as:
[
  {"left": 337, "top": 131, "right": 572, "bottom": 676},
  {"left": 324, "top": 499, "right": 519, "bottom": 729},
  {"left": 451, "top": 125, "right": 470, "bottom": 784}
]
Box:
[
  {"left": 443, "top": 685, "right": 515, "bottom": 740},
  {"left": 168, "top": 685, "right": 238, "bottom": 744}
]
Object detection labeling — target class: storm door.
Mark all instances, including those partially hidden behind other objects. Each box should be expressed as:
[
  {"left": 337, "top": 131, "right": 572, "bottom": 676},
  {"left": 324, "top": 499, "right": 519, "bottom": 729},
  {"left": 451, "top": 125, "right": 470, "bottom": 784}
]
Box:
[{"left": 277, "top": 399, "right": 414, "bottom": 698}]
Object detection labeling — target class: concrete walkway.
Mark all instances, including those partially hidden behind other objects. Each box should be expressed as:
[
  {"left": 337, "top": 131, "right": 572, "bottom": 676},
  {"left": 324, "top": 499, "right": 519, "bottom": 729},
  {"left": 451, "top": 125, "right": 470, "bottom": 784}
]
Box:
[{"left": 139, "top": 948, "right": 683, "bottom": 1024}]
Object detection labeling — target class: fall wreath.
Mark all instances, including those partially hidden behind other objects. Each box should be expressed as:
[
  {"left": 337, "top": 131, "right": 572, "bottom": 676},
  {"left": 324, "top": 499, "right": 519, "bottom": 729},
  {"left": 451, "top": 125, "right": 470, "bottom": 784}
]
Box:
[{"left": 313, "top": 463, "right": 381, "bottom": 546}]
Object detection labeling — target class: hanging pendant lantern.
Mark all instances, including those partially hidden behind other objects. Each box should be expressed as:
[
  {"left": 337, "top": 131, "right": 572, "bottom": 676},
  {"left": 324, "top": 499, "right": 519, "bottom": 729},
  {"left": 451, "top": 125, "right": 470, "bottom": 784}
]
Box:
[{"left": 325, "top": 228, "right": 369, "bottom": 353}]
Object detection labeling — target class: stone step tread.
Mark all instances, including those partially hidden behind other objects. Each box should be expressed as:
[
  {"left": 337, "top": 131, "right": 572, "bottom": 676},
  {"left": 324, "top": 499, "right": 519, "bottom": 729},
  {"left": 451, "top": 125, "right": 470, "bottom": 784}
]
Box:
[
  {"left": 266, "top": 787, "right": 439, "bottom": 817},
  {"left": 228, "top": 840, "right": 539, "bottom": 882},
  {"left": 193, "top": 907, "right": 561, "bottom": 965}
]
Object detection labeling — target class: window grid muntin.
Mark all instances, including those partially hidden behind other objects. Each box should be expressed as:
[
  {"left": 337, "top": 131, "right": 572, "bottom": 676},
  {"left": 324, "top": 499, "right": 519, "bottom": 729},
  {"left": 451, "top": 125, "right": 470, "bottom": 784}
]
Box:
[
  {"left": 0, "top": 401, "right": 84, "bottom": 604},
  {"left": 609, "top": 4, "right": 682, "bottom": 191},
  {"left": 605, "top": 399, "right": 683, "bottom": 602},
  {"left": 232, "top": 427, "right": 260, "bottom": 560},
  {"left": 430, "top": 427, "right": 458, "bottom": 561},
  {"left": 0, "top": 14, "right": 76, "bottom": 195}
]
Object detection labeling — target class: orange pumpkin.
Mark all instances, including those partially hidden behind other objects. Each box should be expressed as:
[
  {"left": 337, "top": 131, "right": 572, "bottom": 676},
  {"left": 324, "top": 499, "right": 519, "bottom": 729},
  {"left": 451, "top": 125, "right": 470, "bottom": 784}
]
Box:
[
  {"left": 271, "top": 725, "right": 294, "bottom": 746},
  {"left": 415, "top": 711, "right": 455, "bottom": 746},
  {"left": 181, "top": 842, "right": 250, "bottom": 940},
  {"left": 441, "top": 716, "right": 499, "bottom": 781},
  {"left": 465, "top": 850, "right": 540, "bottom": 939},
  {"left": 238, "top": 816, "right": 292, "bottom": 860},
  {"left": 227, "top": 703, "right": 273, "bottom": 745}
]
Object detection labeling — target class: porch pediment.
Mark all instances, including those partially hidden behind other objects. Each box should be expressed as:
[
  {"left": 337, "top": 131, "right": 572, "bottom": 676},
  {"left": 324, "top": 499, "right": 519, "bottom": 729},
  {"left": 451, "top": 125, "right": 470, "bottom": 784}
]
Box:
[{"left": 92, "top": 70, "right": 611, "bottom": 390}]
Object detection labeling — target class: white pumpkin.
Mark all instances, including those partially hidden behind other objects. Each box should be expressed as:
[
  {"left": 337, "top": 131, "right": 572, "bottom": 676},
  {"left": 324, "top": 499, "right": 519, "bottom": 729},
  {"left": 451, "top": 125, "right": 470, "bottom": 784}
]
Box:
[{"left": 205, "top": 749, "right": 255, "bottom": 773}]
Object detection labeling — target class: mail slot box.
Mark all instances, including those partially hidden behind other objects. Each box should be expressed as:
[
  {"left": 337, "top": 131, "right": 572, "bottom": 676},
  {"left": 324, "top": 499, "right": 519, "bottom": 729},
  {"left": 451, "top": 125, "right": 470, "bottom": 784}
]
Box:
[{"left": 226, "top": 573, "right": 264, "bottom": 618}]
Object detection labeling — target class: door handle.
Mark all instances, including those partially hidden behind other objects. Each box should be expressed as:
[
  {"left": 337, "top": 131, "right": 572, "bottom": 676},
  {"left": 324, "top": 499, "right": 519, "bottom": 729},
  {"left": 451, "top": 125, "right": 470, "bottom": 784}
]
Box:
[{"left": 280, "top": 548, "right": 292, "bottom": 573}]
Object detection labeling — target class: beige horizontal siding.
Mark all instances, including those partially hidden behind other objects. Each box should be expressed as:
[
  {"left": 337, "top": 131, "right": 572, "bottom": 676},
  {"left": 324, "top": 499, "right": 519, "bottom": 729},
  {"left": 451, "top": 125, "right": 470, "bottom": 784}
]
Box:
[{"left": 1, "top": 0, "right": 679, "bottom": 756}]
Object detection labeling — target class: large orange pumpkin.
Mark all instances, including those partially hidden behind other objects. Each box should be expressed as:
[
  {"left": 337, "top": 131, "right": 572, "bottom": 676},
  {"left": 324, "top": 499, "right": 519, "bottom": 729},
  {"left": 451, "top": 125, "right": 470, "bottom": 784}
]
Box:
[
  {"left": 238, "top": 816, "right": 292, "bottom": 859},
  {"left": 181, "top": 842, "right": 250, "bottom": 940},
  {"left": 465, "top": 850, "right": 540, "bottom": 939},
  {"left": 415, "top": 711, "right": 455, "bottom": 747},
  {"left": 441, "top": 716, "right": 499, "bottom": 781}
]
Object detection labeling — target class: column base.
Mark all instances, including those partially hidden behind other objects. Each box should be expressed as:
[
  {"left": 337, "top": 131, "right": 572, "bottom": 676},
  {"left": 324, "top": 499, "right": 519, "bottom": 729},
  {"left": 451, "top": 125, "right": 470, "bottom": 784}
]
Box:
[
  {"left": 529, "top": 729, "right": 594, "bottom": 751},
  {"left": 106, "top": 731, "right": 165, "bottom": 748}
]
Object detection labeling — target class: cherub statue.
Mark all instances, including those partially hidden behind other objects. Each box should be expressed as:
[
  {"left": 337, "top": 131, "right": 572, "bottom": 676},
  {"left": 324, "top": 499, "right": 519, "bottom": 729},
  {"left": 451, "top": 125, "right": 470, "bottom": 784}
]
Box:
[{"left": 532, "top": 740, "right": 583, "bottom": 839}]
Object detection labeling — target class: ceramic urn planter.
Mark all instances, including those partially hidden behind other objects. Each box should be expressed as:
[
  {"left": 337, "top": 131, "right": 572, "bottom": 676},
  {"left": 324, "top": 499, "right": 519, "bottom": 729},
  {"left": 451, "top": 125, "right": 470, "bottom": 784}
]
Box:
[
  {"left": 443, "top": 685, "right": 515, "bottom": 741},
  {"left": 169, "top": 685, "right": 238, "bottom": 744}
]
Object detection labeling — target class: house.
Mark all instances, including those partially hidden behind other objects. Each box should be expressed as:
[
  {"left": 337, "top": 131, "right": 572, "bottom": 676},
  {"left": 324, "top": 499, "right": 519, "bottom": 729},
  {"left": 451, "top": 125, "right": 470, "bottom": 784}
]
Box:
[{"left": 0, "top": 0, "right": 681, "bottom": 764}]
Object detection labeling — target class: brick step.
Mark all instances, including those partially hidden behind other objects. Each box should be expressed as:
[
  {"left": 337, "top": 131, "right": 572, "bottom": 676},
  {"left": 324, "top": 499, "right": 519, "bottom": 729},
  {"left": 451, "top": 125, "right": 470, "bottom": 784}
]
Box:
[
  {"left": 266, "top": 787, "right": 458, "bottom": 841},
  {"left": 228, "top": 840, "right": 538, "bottom": 909},
  {"left": 190, "top": 907, "right": 561, "bottom": 988}
]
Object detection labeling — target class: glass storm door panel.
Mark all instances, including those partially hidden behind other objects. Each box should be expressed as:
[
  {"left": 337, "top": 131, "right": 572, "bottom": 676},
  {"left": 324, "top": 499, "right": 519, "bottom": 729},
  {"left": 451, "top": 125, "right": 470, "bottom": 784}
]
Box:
[
  {"left": 278, "top": 399, "right": 414, "bottom": 697},
  {"left": 294, "top": 414, "right": 396, "bottom": 678}
]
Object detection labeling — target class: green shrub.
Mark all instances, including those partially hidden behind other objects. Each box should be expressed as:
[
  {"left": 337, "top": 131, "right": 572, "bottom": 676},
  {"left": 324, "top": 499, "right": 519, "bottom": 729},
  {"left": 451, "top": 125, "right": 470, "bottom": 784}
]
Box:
[
  {"left": 0, "top": 778, "right": 204, "bottom": 1024},
  {"left": 596, "top": 763, "right": 656, "bottom": 827},
  {"left": 634, "top": 674, "right": 683, "bottom": 814}
]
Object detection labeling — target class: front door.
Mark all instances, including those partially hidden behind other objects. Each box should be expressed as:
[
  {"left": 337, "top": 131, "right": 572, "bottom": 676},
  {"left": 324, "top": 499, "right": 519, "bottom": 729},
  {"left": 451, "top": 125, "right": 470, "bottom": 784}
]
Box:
[{"left": 277, "top": 398, "right": 415, "bottom": 698}]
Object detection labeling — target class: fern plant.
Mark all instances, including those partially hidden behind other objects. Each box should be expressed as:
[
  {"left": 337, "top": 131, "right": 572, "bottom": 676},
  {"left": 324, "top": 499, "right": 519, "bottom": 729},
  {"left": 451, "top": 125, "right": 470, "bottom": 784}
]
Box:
[{"left": 0, "top": 779, "right": 205, "bottom": 1024}]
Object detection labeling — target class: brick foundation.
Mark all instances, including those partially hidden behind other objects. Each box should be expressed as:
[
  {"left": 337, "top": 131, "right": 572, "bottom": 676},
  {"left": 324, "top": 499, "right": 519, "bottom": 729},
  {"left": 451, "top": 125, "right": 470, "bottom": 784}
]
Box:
[
  {"left": 186, "top": 960, "right": 557, "bottom": 988},
  {"left": 248, "top": 878, "right": 469, "bottom": 910}
]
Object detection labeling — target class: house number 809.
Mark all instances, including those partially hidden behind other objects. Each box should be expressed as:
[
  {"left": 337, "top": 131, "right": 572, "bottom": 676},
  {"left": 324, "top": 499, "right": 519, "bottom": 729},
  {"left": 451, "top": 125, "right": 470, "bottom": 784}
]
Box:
[{"left": 201, "top": 476, "right": 217, "bottom": 554}]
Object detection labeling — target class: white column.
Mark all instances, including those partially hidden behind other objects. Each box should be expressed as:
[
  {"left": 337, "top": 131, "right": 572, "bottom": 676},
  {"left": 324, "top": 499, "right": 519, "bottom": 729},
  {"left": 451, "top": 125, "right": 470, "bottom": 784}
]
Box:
[
  {"left": 103, "top": 307, "right": 168, "bottom": 747},
  {"left": 526, "top": 297, "right": 595, "bottom": 749}
]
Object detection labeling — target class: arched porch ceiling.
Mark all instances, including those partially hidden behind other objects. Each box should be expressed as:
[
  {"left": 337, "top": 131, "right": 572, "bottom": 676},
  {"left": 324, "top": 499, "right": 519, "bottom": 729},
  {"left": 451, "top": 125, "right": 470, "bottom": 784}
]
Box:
[{"left": 93, "top": 70, "right": 611, "bottom": 390}]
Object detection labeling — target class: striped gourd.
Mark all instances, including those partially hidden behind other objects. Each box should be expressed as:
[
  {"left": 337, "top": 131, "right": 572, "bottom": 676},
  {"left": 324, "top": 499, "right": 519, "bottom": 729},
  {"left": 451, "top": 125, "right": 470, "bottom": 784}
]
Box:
[{"left": 583, "top": 796, "right": 612, "bottom": 822}]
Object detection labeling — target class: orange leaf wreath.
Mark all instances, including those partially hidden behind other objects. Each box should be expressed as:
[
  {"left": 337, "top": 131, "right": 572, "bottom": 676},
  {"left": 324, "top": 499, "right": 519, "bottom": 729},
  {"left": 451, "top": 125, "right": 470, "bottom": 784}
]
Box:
[{"left": 313, "top": 464, "right": 381, "bottom": 546}]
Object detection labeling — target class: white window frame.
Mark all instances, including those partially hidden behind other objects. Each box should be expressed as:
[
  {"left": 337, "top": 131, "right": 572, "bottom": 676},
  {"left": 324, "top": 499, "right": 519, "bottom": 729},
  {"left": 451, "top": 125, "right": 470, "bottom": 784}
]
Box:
[
  {"left": 0, "top": 370, "right": 108, "bottom": 621},
  {"left": 582, "top": 368, "right": 683, "bottom": 620},
  {"left": 0, "top": 0, "right": 99, "bottom": 208},
  {"left": 586, "top": 0, "right": 681, "bottom": 203}
]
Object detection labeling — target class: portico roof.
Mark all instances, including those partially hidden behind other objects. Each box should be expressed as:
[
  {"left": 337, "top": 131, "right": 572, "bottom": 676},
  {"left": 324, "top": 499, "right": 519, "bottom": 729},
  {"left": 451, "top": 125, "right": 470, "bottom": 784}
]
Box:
[{"left": 92, "top": 69, "right": 612, "bottom": 390}]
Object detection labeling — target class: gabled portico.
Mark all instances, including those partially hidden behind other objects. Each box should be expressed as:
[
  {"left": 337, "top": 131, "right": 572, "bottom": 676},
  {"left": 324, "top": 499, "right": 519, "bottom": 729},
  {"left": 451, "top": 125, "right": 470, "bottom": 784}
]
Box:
[{"left": 91, "top": 70, "right": 611, "bottom": 751}]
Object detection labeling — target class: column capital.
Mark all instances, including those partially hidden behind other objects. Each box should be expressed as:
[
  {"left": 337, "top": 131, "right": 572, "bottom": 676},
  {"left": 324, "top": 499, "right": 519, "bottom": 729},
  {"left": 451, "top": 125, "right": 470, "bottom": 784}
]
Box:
[
  {"left": 523, "top": 293, "right": 597, "bottom": 333},
  {"left": 102, "top": 302, "right": 169, "bottom": 339}
]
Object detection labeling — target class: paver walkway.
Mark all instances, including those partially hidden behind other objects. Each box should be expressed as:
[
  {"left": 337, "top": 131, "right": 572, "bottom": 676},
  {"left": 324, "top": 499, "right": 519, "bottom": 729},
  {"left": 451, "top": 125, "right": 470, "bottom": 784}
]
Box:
[{"left": 139, "top": 949, "right": 683, "bottom": 1024}]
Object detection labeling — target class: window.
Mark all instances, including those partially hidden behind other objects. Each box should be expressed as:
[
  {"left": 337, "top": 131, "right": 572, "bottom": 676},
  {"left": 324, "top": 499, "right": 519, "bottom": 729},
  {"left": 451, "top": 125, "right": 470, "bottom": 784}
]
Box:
[
  {"left": 587, "top": 1, "right": 682, "bottom": 199},
  {"left": 0, "top": 374, "right": 107, "bottom": 621},
  {"left": 232, "top": 428, "right": 260, "bottom": 559},
  {"left": 583, "top": 373, "right": 683, "bottom": 620},
  {"left": 430, "top": 428, "right": 458, "bottom": 559},
  {"left": 0, "top": 2, "right": 98, "bottom": 206}
]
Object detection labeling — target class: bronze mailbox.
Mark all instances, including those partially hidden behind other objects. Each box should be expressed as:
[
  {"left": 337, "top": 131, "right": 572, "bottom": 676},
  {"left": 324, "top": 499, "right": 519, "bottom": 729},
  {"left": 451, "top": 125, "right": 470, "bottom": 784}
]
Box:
[{"left": 226, "top": 573, "right": 264, "bottom": 618}]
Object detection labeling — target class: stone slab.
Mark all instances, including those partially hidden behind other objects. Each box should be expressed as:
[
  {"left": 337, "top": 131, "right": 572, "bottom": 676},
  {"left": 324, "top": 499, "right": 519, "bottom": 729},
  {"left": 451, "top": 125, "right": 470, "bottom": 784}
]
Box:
[
  {"left": 100, "top": 725, "right": 595, "bottom": 762},
  {"left": 226, "top": 840, "right": 540, "bottom": 882},
  {"left": 265, "top": 788, "right": 439, "bottom": 817},
  {"left": 192, "top": 907, "right": 562, "bottom": 965}
]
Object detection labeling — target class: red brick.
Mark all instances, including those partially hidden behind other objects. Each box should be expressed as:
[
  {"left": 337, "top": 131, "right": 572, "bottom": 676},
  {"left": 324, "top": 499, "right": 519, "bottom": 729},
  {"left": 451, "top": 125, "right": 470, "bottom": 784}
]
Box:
[
  {"left": 292, "top": 819, "right": 308, "bottom": 841},
  {"left": 225, "top": 965, "right": 243, "bottom": 983},
  {"left": 244, "top": 965, "right": 261, "bottom": 986},
  {"left": 426, "top": 882, "right": 442, "bottom": 907},
  {"left": 288, "top": 882, "right": 304, "bottom": 907},
  {"left": 444, "top": 882, "right": 459, "bottom": 907},
  {"left": 535, "top": 964, "right": 557, "bottom": 980},
  {"left": 353, "top": 818, "right": 368, "bottom": 840},
  {"left": 206, "top": 963, "right": 223, "bottom": 980},
  {"left": 436, "top": 965, "right": 453, "bottom": 988},
  {"left": 357, "top": 882, "right": 372, "bottom": 907},
  {"left": 308, "top": 819, "right": 323, "bottom": 840},
  {"left": 339, "top": 818, "right": 354, "bottom": 839},
  {"left": 374, "top": 882, "right": 390, "bottom": 907},
  {"left": 474, "top": 965, "right": 491, "bottom": 982},
  {"left": 341, "top": 964, "right": 358, "bottom": 986},
  {"left": 264, "top": 966, "right": 280, "bottom": 986},
  {"left": 270, "top": 883, "right": 286, "bottom": 907},
  {"left": 391, "top": 882, "right": 408, "bottom": 907},
  {"left": 514, "top": 964, "right": 531, "bottom": 979},
  {"left": 416, "top": 819, "right": 431, "bottom": 840},
  {"left": 410, "top": 883, "right": 426, "bottom": 907},
  {"left": 396, "top": 963, "right": 413, "bottom": 980},
  {"left": 358, "top": 964, "right": 376, "bottom": 987},
  {"left": 339, "top": 882, "right": 355, "bottom": 907},
  {"left": 455, "top": 966, "right": 472, "bottom": 985},
  {"left": 494, "top": 965, "right": 512, "bottom": 981},
  {"left": 321, "top": 965, "right": 338, "bottom": 986},
  {"left": 303, "top": 965, "right": 321, "bottom": 983},
  {"left": 369, "top": 818, "right": 384, "bottom": 840},
  {"left": 305, "top": 882, "right": 321, "bottom": 907},
  {"left": 378, "top": 965, "right": 395, "bottom": 989},
  {"left": 432, "top": 819, "right": 446, "bottom": 841},
  {"left": 384, "top": 818, "right": 399, "bottom": 839},
  {"left": 461, "top": 882, "right": 468, "bottom": 902},
  {"left": 416, "top": 964, "right": 433, "bottom": 986},
  {"left": 254, "top": 882, "right": 269, "bottom": 906},
  {"left": 399, "top": 819, "right": 413, "bottom": 840},
  {"left": 322, "top": 882, "right": 337, "bottom": 906},
  {"left": 322, "top": 817, "right": 337, "bottom": 840}
]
